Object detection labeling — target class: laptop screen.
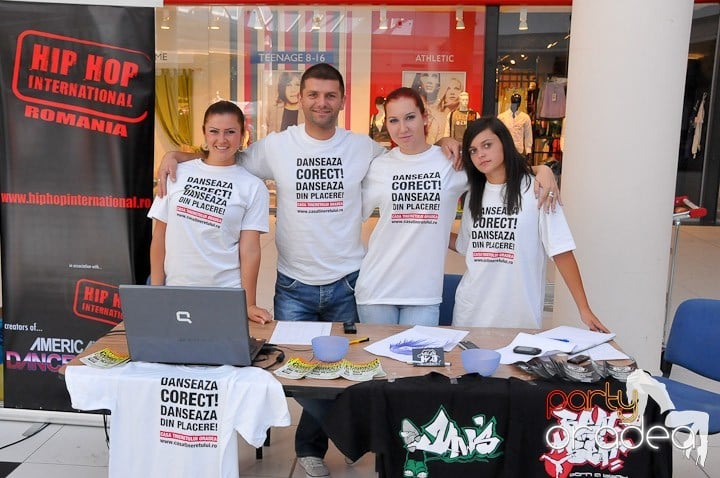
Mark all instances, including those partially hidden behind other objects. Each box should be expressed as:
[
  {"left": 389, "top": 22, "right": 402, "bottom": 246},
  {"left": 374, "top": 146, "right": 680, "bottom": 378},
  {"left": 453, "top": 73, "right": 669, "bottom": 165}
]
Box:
[{"left": 118, "top": 285, "right": 264, "bottom": 366}]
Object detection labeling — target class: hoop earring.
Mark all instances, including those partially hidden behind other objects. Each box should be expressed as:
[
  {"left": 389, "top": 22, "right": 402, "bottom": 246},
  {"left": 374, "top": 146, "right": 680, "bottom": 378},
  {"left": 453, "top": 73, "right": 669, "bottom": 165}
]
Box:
[{"left": 201, "top": 143, "right": 209, "bottom": 152}]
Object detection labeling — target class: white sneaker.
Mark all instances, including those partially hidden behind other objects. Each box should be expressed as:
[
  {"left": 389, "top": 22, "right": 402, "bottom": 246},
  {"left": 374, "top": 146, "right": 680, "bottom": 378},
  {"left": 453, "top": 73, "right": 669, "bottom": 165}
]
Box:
[{"left": 298, "top": 456, "right": 330, "bottom": 478}]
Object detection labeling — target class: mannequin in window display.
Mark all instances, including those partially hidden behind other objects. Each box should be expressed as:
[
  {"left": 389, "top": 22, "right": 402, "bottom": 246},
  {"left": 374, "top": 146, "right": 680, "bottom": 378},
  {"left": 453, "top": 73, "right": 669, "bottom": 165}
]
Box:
[
  {"left": 369, "top": 95, "right": 391, "bottom": 147},
  {"left": 444, "top": 92, "right": 478, "bottom": 142},
  {"left": 497, "top": 93, "right": 533, "bottom": 159}
]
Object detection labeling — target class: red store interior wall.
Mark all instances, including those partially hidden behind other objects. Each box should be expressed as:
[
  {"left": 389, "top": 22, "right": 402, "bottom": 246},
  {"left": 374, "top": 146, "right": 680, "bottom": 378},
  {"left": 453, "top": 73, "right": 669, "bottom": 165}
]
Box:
[{"left": 368, "top": 9, "right": 486, "bottom": 113}]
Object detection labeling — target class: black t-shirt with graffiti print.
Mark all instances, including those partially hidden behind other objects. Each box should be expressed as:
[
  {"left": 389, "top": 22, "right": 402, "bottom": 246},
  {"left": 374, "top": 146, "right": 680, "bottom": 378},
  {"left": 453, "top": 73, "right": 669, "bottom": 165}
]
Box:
[
  {"left": 504, "top": 377, "right": 673, "bottom": 478},
  {"left": 324, "top": 372, "right": 511, "bottom": 478}
]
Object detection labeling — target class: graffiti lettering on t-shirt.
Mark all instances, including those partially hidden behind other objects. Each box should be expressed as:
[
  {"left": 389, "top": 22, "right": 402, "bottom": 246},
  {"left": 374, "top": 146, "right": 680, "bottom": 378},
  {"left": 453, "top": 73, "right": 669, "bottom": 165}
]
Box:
[
  {"left": 390, "top": 172, "right": 441, "bottom": 224},
  {"left": 399, "top": 406, "right": 503, "bottom": 476},
  {"left": 295, "top": 156, "right": 345, "bottom": 213},
  {"left": 541, "top": 406, "right": 632, "bottom": 478}
]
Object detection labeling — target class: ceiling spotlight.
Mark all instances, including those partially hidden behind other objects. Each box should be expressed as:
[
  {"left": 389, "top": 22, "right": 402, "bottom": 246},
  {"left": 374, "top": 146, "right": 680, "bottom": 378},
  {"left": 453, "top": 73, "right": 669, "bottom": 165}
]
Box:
[
  {"left": 518, "top": 7, "right": 528, "bottom": 31},
  {"left": 160, "top": 11, "right": 171, "bottom": 30},
  {"left": 208, "top": 9, "right": 221, "bottom": 30},
  {"left": 248, "top": 9, "right": 263, "bottom": 30},
  {"left": 311, "top": 11, "right": 323, "bottom": 31},
  {"left": 455, "top": 8, "right": 465, "bottom": 30},
  {"left": 379, "top": 7, "right": 388, "bottom": 30}
]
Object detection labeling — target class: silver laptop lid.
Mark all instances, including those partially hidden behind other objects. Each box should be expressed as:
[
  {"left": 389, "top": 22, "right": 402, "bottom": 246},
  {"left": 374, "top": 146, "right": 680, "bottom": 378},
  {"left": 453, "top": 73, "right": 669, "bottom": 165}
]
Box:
[{"left": 119, "top": 285, "right": 263, "bottom": 366}]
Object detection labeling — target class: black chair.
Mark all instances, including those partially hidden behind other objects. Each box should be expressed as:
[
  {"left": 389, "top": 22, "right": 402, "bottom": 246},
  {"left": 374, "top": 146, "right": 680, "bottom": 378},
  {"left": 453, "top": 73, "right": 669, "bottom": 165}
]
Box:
[{"left": 439, "top": 274, "right": 462, "bottom": 326}]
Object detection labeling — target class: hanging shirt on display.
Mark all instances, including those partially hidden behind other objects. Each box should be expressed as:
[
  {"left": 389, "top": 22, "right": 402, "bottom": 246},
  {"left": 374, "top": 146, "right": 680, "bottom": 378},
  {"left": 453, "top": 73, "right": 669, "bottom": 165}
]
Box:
[
  {"left": 691, "top": 92, "right": 706, "bottom": 159},
  {"left": 65, "top": 362, "right": 291, "bottom": 478},
  {"left": 538, "top": 81, "right": 567, "bottom": 119}
]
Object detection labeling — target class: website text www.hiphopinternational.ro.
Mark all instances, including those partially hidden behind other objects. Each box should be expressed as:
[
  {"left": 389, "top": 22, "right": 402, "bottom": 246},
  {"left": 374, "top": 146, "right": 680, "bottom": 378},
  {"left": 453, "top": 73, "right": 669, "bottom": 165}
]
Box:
[{"left": 1, "top": 191, "right": 151, "bottom": 208}]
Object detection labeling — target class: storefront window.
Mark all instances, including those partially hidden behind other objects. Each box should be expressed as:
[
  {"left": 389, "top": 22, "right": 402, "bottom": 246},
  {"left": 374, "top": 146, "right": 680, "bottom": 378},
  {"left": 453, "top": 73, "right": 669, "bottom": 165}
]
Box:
[
  {"left": 677, "top": 4, "right": 719, "bottom": 222},
  {"left": 497, "top": 7, "right": 571, "bottom": 167},
  {"left": 154, "top": 5, "right": 486, "bottom": 162}
]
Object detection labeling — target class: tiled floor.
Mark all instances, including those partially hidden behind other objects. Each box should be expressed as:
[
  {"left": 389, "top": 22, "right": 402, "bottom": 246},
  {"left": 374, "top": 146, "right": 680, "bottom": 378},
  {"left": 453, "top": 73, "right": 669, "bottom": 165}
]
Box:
[{"left": 1, "top": 220, "right": 719, "bottom": 477}]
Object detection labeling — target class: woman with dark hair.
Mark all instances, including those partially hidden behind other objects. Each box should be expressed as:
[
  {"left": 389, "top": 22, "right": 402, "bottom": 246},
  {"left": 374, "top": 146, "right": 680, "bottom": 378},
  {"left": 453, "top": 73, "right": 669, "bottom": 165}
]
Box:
[
  {"left": 148, "top": 100, "right": 272, "bottom": 324},
  {"left": 266, "top": 71, "right": 304, "bottom": 134},
  {"left": 450, "top": 116, "right": 608, "bottom": 332}
]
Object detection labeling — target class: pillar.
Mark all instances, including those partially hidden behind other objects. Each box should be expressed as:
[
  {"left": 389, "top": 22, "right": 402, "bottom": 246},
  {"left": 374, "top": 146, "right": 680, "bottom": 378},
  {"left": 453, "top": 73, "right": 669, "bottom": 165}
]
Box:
[{"left": 553, "top": 0, "right": 694, "bottom": 372}]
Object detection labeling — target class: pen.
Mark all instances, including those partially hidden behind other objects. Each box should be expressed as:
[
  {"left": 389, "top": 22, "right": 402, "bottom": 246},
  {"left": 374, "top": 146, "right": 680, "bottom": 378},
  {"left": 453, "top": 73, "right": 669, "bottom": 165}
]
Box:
[
  {"left": 348, "top": 337, "right": 370, "bottom": 345},
  {"left": 550, "top": 338, "right": 569, "bottom": 342},
  {"left": 407, "top": 361, "right": 452, "bottom": 366}
]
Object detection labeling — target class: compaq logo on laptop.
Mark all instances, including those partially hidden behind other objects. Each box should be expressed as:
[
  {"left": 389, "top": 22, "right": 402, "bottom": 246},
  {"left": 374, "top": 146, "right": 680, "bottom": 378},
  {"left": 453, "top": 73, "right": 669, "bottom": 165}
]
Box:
[{"left": 176, "top": 311, "right": 192, "bottom": 324}]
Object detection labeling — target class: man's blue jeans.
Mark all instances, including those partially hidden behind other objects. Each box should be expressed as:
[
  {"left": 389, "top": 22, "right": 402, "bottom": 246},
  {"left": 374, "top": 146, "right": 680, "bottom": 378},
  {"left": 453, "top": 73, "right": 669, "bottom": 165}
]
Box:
[
  {"left": 273, "top": 270, "right": 359, "bottom": 458},
  {"left": 274, "top": 270, "right": 359, "bottom": 324}
]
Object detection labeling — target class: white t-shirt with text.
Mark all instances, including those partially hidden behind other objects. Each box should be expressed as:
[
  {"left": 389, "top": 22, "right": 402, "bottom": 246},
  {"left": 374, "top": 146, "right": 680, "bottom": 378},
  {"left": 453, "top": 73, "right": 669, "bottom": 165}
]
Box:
[
  {"left": 453, "top": 176, "right": 575, "bottom": 328},
  {"left": 148, "top": 159, "right": 269, "bottom": 287},
  {"left": 65, "top": 362, "right": 290, "bottom": 478},
  {"left": 242, "top": 125, "right": 385, "bottom": 285},
  {"left": 355, "top": 146, "right": 467, "bottom": 305}
]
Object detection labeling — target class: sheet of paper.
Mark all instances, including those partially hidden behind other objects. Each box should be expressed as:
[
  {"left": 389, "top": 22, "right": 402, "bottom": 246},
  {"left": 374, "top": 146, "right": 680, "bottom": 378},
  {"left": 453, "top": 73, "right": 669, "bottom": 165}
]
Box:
[
  {"left": 412, "top": 325, "right": 469, "bottom": 351},
  {"left": 269, "top": 321, "right": 332, "bottom": 345},
  {"left": 537, "top": 326, "right": 615, "bottom": 353},
  {"left": 576, "top": 343, "right": 630, "bottom": 361},
  {"left": 495, "top": 332, "right": 575, "bottom": 364},
  {"left": 364, "top": 326, "right": 466, "bottom": 363}
]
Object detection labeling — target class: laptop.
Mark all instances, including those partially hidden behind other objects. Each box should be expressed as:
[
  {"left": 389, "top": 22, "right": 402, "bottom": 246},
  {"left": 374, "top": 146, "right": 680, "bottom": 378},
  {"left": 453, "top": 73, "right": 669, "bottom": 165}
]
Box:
[{"left": 118, "top": 285, "right": 265, "bottom": 366}]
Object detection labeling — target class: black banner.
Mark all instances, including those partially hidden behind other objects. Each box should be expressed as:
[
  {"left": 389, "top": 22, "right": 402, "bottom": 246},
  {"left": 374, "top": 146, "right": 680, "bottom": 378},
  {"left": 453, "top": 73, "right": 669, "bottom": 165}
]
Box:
[{"left": 0, "top": 1, "right": 154, "bottom": 410}]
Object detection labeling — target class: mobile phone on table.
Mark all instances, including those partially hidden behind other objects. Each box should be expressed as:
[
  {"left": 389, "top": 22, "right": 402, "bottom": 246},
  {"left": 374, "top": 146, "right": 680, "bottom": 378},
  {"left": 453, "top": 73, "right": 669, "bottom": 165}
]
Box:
[
  {"left": 459, "top": 340, "right": 479, "bottom": 350},
  {"left": 513, "top": 345, "right": 542, "bottom": 355},
  {"left": 567, "top": 354, "right": 590, "bottom": 365},
  {"left": 343, "top": 322, "right": 357, "bottom": 334}
]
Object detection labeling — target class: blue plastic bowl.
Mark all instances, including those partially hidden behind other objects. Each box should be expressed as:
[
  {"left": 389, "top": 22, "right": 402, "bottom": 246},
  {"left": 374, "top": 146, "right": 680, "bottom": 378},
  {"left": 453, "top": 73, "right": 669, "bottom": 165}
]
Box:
[
  {"left": 461, "top": 348, "right": 501, "bottom": 376},
  {"left": 311, "top": 336, "right": 349, "bottom": 362}
]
